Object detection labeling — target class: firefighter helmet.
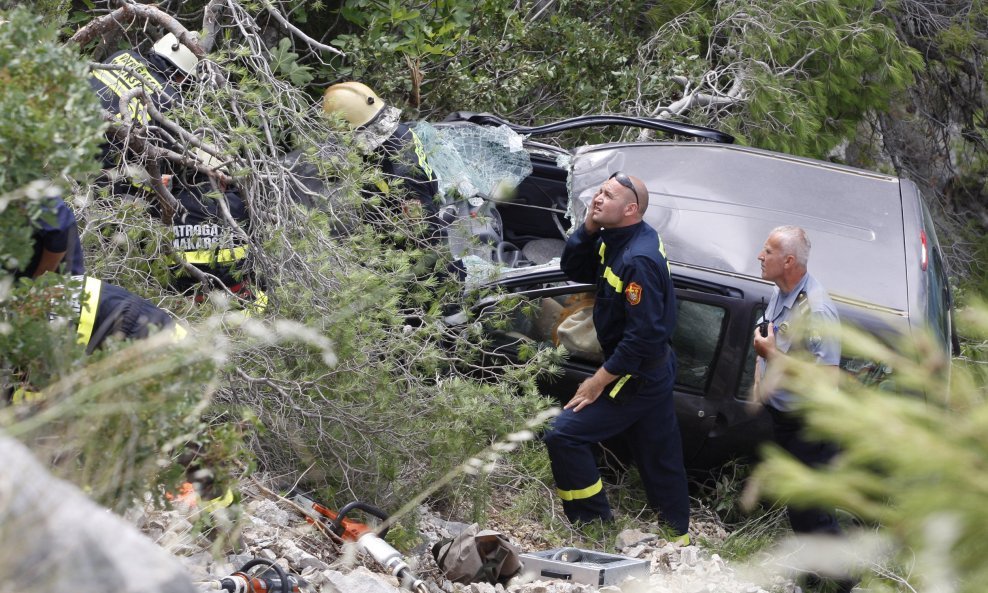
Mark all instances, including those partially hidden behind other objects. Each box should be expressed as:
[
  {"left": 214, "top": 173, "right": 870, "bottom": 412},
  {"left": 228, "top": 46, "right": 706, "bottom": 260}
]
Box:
[
  {"left": 152, "top": 33, "right": 199, "bottom": 79},
  {"left": 323, "top": 81, "right": 386, "bottom": 128}
]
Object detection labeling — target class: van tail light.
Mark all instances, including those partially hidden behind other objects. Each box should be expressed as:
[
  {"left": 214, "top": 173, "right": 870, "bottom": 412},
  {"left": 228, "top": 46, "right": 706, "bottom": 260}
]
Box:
[{"left": 920, "top": 230, "right": 929, "bottom": 271}]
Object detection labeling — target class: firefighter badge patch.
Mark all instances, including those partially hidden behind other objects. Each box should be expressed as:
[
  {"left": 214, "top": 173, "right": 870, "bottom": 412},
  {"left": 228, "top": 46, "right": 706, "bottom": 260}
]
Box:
[{"left": 625, "top": 282, "right": 642, "bottom": 305}]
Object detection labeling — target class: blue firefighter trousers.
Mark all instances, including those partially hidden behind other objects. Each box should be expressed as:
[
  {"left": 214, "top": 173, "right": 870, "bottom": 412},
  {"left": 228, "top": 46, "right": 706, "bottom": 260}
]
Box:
[{"left": 542, "top": 382, "right": 690, "bottom": 535}]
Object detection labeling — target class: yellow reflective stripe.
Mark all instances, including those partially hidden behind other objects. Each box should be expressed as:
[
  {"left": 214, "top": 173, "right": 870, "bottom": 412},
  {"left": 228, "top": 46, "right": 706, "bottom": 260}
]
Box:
[
  {"left": 658, "top": 234, "right": 671, "bottom": 273},
  {"left": 12, "top": 388, "right": 44, "bottom": 404},
  {"left": 603, "top": 266, "right": 624, "bottom": 293},
  {"left": 250, "top": 289, "right": 268, "bottom": 313},
  {"left": 409, "top": 130, "right": 435, "bottom": 180},
  {"left": 76, "top": 276, "right": 103, "bottom": 346},
  {"left": 557, "top": 478, "right": 603, "bottom": 501},
  {"left": 598, "top": 242, "right": 606, "bottom": 264},
  {"left": 178, "top": 246, "right": 248, "bottom": 264},
  {"left": 91, "top": 68, "right": 155, "bottom": 124},
  {"left": 609, "top": 375, "right": 632, "bottom": 398}
]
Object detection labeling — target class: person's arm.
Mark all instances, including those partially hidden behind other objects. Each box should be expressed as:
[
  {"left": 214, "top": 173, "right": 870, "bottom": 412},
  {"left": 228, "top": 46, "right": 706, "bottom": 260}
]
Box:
[
  {"left": 32, "top": 248, "right": 66, "bottom": 277},
  {"left": 30, "top": 198, "right": 76, "bottom": 277},
  {"left": 559, "top": 204, "right": 600, "bottom": 283}
]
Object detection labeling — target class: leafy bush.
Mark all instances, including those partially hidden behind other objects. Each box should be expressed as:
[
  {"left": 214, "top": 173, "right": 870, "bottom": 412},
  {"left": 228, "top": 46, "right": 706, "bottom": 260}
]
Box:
[{"left": 746, "top": 313, "right": 987, "bottom": 592}]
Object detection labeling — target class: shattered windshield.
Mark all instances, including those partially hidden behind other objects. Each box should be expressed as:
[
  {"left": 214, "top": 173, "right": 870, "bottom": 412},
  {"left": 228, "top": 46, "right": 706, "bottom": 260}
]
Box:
[{"left": 414, "top": 122, "right": 533, "bottom": 200}]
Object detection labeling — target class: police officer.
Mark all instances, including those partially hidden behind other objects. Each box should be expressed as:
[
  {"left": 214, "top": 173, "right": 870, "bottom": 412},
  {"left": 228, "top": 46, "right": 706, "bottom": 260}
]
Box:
[
  {"left": 752, "top": 226, "right": 855, "bottom": 592},
  {"left": 544, "top": 171, "right": 689, "bottom": 537}
]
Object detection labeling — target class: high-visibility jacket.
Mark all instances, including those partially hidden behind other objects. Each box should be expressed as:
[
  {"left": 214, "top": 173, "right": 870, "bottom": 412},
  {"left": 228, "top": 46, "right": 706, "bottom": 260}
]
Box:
[
  {"left": 151, "top": 184, "right": 253, "bottom": 294},
  {"left": 560, "top": 221, "right": 678, "bottom": 394}
]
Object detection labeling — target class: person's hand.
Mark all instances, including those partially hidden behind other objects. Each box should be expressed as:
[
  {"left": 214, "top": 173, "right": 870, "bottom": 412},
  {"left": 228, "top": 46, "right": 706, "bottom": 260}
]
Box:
[
  {"left": 752, "top": 322, "right": 777, "bottom": 360},
  {"left": 566, "top": 367, "right": 616, "bottom": 412},
  {"left": 583, "top": 197, "right": 600, "bottom": 235},
  {"left": 565, "top": 378, "right": 604, "bottom": 412}
]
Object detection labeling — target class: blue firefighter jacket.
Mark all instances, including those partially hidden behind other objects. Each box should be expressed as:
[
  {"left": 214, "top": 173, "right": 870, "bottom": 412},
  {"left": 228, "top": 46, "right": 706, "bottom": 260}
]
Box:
[{"left": 560, "top": 221, "right": 677, "bottom": 390}]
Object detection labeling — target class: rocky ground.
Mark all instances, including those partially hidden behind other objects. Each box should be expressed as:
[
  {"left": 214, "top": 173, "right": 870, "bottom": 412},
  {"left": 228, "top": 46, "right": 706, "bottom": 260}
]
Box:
[{"left": 141, "top": 485, "right": 801, "bottom": 593}]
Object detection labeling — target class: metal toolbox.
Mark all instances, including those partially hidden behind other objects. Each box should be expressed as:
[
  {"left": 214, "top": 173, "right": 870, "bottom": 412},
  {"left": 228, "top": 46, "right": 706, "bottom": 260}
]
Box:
[{"left": 519, "top": 547, "right": 650, "bottom": 587}]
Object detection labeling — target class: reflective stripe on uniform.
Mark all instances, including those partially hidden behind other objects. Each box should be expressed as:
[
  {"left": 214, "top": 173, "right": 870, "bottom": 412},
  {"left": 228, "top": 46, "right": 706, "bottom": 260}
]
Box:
[
  {"left": 608, "top": 374, "right": 632, "bottom": 398},
  {"left": 12, "top": 387, "right": 44, "bottom": 404},
  {"left": 76, "top": 276, "right": 103, "bottom": 346},
  {"left": 603, "top": 266, "right": 624, "bottom": 293},
  {"left": 598, "top": 242, "right": 606, "bottom": 264},
  {"left": 408, "top": 129, "right": 435, "bottom": 180},
  {"left": 178, "top": 246, "right": 247, "bottom": 264},
  {"left": 557, "top": 478, "right": 603, "bottom": 501},
  {"left": 658, "top": 235, "right": 671, "bottom": 273}
]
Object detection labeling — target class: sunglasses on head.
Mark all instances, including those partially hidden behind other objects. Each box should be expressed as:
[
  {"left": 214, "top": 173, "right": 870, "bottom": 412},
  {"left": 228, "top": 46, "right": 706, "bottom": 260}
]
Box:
[{"left": 609, "top": 171, "right": 640, "bottom": 209}]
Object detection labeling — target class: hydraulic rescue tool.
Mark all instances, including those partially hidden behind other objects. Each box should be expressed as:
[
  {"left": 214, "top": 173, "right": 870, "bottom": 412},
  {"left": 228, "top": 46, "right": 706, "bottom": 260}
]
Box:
[
  {"left": 219, "top": 558, "right": 303, "bottom": 593},
  {"left": 291, "top": 492, "right": 429, "bottom": 593}
]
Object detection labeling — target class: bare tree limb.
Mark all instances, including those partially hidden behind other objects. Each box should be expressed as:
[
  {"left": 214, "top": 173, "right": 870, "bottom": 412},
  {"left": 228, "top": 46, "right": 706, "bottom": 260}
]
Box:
[
  {"left": 69, "top": 0, "right": 204, "bottom": 58},
  {"left": 261, "top": 0, "right": 346, "bottom": 57}
]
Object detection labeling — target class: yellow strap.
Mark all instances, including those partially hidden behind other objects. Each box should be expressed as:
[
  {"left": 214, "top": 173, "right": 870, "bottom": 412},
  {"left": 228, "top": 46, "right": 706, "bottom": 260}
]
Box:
[
  {"left": 557, "top": 478, "right": 604, "bottom": 501},
  {"left": 608, "top": 375, "right": 632, "bottom": 398},
  {"left": 76, "top": 276, "right": 103, "bottom": 346},
  {"left": 178, "top": 246, "right": 248, "bottom": 264},
  {"left": 603, "top": 266, "right": 624, "bottom": 293}
]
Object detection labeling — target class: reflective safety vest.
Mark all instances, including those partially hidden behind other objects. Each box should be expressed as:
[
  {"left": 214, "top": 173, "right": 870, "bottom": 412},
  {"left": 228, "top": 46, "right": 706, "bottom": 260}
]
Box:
[
  {"left": 89, "top": 50, "right": 178, "bottom": 124},
  {"left": 164, "top": 186, "right": 252, "bottom": 292}
]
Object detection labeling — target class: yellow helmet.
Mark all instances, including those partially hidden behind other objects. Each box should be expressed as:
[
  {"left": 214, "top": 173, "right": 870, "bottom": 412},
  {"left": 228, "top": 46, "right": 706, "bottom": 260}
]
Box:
[{"left": 323, "top": 81, "right": 385, "bottom": 128}]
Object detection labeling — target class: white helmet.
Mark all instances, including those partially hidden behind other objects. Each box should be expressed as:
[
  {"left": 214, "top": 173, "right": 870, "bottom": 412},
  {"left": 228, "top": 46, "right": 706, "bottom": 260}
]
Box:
[{"left": 152, "top": 33, "right": 198, "bottom": 79}]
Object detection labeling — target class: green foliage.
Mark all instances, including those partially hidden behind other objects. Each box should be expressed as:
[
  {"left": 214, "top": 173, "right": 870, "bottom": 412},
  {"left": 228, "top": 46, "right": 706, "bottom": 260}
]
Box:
[
  {"left": 0, "top": 6, "right": 103, "bottom": 274},
  {"left": 271, "top": 37, "right": 315, "bottom": 86},
  {"left": 0, "top": 6, "right": 104, "bottom": 193},
  {"left": 747, "top": 313, "right": 988, "bottom": 592},
  {"left": 2, "top": 330, "right": 218, "bottom": 512}
]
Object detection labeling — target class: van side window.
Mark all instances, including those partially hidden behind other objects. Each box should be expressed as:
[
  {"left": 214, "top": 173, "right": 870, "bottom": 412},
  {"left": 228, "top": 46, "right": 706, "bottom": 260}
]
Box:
[
  {"left": 738, "top": 304, "right": 766, "bottom": 400},
  {"left": 672, "top": 299, "right": 727, "bottom": 392}
]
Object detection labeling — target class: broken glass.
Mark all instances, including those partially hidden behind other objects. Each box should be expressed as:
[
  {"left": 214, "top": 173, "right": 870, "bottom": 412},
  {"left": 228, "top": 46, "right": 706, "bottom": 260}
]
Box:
[{"left": 413, "top": 122, "right": 533, "bottom": 201}]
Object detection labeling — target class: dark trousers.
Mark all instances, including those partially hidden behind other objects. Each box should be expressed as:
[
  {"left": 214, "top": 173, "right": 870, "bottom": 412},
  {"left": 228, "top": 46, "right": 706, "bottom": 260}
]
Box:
[
  {"left": 769, "top": 406, "right": 857, "bottom": 593},
  {"left": 768, "top": 406, "right": 842, "bottom": 534},
  {"left": 542, "top": 384, "right": 690, "bottom": 534}
]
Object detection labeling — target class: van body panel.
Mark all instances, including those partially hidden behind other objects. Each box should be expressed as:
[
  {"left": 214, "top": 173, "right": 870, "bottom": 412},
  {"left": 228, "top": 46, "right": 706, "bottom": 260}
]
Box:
[{"left": 571, "top": 143, "right": 909, "bottom": 313}]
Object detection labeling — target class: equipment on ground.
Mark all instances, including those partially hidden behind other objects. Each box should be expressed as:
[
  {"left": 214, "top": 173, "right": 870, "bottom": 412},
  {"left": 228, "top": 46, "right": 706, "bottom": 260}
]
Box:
[
  {"left": 519, "top": 547, "right": 649, "bottom": 587},
  {"left": 291, "top": 492, "right": 428, "bottom": 593},
  {"left": 219, "top": 558, "right": 302, "bottom": 593}
]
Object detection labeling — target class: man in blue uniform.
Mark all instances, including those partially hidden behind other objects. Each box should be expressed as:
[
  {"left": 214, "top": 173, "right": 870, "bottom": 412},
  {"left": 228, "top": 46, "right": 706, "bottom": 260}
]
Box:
[
  {"left": 322, "top": 82, "right": 442, "bottom": 237},
  {"left": 544, "top": 171, "right": 690, "bottom": 538},
  {"left": 69, "top": 275, "right": 187, "bottom": 354},
  {"left": 753, "top": 226, "right": 855, "bottom": 592}
]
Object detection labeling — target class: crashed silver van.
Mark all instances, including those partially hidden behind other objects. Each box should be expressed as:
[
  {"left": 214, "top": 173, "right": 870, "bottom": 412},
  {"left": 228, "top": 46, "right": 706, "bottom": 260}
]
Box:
[{"left": 440, "top": 113, "right": 955, "bottom": 470}]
